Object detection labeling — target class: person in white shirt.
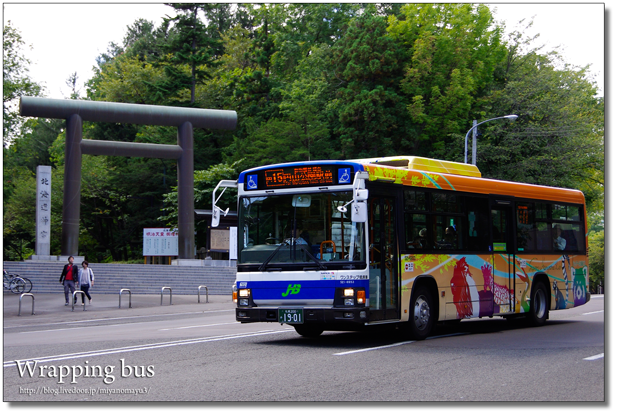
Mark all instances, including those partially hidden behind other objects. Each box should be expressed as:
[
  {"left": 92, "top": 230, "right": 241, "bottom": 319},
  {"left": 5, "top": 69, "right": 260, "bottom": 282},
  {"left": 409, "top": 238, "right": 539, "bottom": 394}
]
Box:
[{"left": 553, "top": 225, "right": 566, "bottom": 251}]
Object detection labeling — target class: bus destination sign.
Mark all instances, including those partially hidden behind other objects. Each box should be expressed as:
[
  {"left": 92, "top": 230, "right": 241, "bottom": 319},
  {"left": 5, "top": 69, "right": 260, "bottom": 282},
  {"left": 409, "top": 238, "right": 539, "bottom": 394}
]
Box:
[{"left": 245, "top": 165, "right": 354, "bottom": 190}]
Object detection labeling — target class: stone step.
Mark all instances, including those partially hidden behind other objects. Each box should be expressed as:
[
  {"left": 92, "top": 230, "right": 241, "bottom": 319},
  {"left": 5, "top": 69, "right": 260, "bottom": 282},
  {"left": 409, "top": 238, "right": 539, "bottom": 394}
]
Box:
[{"left": 3, "top": 261, "right": 236, "bottom": 295}]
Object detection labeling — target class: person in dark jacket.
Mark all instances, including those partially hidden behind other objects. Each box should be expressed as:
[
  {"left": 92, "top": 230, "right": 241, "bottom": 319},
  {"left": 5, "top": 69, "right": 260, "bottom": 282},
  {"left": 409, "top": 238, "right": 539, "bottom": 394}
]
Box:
[{"left": 59, "top": 256, "right": 78, "bottom": 306}]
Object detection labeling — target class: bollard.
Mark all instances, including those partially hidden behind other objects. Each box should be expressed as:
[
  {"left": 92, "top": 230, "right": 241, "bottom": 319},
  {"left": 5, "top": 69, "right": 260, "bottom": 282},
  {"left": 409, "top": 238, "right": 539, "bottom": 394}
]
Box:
[
  {"left": 119, "top": 289, "right": 132, "bottom": 308},
  {"left": 18, "top": 293, "right": 35, "bottom": 316},
  {"left": 198, "top": 285, "right": 209, "bottom": 303},
  {"left": 72, "top": 290, "right": 86, "bottom": 312},
  {"left": 161, "top": 287, "right": 172, "bottom": 305}
]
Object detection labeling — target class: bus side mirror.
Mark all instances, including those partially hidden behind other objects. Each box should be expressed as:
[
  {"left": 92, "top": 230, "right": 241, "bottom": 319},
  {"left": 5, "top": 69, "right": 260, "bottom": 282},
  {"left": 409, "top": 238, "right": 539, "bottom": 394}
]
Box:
[
  {"left": 351, "top": 202, "right": 367, "bottom": 223},
  {"left": 355, "top": 189, "right": 369, "bottom": 201},
  {"left": 211, "top": 179, "right": 237, "bottom": 228},
  {"left": 211, "top": 207, "right": 229, "bottom": 227},
  {"left": 212, "top": 208, "right": 220, "bottom": 227}
]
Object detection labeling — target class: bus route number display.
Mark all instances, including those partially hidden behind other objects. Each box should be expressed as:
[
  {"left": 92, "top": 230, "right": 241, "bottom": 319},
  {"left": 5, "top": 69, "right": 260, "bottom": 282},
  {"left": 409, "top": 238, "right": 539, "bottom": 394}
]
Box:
[{"left": 245, "top": 165, "right": 353, "bottom": 190}]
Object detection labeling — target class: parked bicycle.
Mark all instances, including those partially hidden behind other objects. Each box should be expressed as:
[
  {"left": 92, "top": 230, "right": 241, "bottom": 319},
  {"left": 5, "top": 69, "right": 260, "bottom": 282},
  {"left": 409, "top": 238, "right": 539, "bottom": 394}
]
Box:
[{"left": 3, "top": 270, "right": 31, "bottom": 294}]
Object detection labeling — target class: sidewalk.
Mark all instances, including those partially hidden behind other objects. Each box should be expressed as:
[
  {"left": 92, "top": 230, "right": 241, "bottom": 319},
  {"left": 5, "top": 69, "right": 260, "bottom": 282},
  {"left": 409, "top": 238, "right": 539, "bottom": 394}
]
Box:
[{"left": 3, "top": 292, "right": 235, "bottom": 326}]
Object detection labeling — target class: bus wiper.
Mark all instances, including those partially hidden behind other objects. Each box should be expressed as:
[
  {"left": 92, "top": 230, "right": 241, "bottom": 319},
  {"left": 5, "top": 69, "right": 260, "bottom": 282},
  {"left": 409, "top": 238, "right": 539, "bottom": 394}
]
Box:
[
  {"left": 300, "top": 246, "right": 326, "bottom": 270},
  {"left": 258, "top": 243, "right": 288, "bottom": 271}
]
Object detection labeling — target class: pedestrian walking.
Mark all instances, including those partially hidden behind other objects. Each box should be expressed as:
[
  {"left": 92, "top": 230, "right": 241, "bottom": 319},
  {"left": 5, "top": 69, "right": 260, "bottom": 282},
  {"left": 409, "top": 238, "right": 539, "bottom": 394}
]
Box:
[
  {"left": 78, "top": 260, "right": 94, "bottom": 305},
  {"left": 59, "top": 256, "right": 78, "bottom": 306}
]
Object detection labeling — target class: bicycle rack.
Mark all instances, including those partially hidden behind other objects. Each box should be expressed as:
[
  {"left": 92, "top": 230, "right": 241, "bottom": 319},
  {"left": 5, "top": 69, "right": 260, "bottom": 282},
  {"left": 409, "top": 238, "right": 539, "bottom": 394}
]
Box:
[
  {"left": 18, "top": 293, "right": 35, "bottom": 316},
  {"left": 119, "top": 289, "right": 132, "bottom": 308},
  {"left": 161, "top": 287, "right": 172, "bottom": 305},
  {"left": 72, "top": 290, "right": 86, "bottom": 311},
  {"left": 198, "top": 285, "right": 209, "bottom": 303}
]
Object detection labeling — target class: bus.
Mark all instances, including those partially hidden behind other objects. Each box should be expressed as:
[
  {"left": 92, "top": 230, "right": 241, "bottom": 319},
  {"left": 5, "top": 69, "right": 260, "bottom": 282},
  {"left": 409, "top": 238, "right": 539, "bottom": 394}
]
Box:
[{"left": 212, "top": 156, "right": 590, "bottom": 339}]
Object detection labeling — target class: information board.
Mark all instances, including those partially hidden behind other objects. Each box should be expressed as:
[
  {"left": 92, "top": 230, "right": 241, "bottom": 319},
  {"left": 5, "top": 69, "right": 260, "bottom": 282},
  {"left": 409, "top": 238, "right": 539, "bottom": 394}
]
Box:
[
  {"left": 143, "top": 228, "right": 178, "bottom": 256},
  {"left": 245, "top": 165, "right": 354, "bottom": 190},
  {"left": 210, "top": 229, "right": 230, "bottom": 251}
]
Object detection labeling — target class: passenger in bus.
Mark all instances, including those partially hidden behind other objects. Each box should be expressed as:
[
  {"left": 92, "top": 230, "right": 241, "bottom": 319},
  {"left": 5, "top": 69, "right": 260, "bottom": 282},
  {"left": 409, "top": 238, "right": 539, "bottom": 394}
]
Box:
[
  {"left": 408, "top": 228, "right": 428, "bottom": 249},
  {"left": 436, "top": 226, "right": 457, "bottom": 249},
  {"left": 553, "top": 224, "right": 566, "bottom": 251}
]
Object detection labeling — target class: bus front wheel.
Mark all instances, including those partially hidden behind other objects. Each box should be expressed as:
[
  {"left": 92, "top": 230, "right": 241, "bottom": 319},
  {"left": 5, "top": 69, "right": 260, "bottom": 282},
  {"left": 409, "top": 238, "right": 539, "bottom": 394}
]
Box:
[
  {"left": 293, "top": 324, "right": 323, "bottom": 337},
  {"left": 405, "top": 285, "right": 435, "bottom": 340}
]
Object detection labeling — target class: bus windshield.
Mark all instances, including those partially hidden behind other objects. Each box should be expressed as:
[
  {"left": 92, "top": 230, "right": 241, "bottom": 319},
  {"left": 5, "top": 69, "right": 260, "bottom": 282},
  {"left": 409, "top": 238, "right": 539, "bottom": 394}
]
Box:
[{"left": 238, "top": 192, "right": 366, "bottom": 269}]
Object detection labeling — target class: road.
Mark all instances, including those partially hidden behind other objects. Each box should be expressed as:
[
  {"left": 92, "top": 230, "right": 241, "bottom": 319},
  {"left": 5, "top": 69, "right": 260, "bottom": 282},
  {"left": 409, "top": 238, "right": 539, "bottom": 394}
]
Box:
[{"left": 3, "top": 293, "right": 605, "bottom": 402}]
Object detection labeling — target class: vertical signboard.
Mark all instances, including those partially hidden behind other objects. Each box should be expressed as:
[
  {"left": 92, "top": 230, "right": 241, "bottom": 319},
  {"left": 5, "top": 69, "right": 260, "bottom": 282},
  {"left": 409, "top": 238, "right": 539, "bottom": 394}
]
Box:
[
  {"left": 36, "top": 166, "right": 52, "bottom": 256},
  {"left": 143, "top": 228, "right": 179, "bottom": 256},
  {"left": 229, "top": 227, "right": 238, "bottom": 260}
]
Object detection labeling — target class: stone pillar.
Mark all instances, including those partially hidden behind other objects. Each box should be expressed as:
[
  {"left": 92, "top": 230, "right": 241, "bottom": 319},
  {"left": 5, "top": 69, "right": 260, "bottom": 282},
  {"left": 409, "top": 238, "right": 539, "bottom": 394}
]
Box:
[
  {"left": 177, "top": 121, "right": 195, "bottom": 259},
  {"left": 61, "top": 113, "right": 82, "bottom": 256},
  {"left": 32, "top": 166, "right": 53, "bottom": 260}
]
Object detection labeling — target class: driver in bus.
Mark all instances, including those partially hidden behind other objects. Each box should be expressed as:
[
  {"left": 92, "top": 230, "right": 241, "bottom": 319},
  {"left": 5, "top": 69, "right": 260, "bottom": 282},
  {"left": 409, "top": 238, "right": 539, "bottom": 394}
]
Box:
[{"left": 283, "top": 221, "right": 309, "bottom": 245}]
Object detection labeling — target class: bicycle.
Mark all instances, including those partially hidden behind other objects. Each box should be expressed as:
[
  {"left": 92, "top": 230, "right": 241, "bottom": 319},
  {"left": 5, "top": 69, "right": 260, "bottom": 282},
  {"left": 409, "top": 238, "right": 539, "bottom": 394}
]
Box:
[
  {"left": 17, "top": 275, "right": 32, "bottom": 293},
  {"left": 3, "top": 270, "right": 28, "bottom": 294}
]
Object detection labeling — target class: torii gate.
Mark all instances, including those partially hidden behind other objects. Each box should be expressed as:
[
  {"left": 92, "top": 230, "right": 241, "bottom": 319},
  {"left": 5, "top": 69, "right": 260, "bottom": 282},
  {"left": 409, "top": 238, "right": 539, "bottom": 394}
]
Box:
[{"left": 19, "top": 96, "right": 237, "bottom": 259}]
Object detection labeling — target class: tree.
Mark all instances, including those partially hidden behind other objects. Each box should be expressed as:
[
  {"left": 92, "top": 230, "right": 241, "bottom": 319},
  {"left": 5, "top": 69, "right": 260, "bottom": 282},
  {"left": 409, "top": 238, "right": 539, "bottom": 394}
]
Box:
[
  {"left": 588, "top": 230, "right": 604, "bottom": 293},
  {"left": 156, "top": 3, "right": 220, "bottom": 105},
  {"left": 388, "top": 3, "right": 505, "bottom": 158},
  {"left": 476, "top": 45, "right": 604, "bottom": 211},
  {"left": 3, "top": 21, "right": 42, "bottom": 146},
  {"left": 330, "top": 7, "right": 411, "bottom": 158}
]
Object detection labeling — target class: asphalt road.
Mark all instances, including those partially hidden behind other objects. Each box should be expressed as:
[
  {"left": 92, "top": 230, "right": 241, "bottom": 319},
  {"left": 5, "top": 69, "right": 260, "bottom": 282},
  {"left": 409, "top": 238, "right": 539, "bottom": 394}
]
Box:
[{"left": 3, "top": 292, "right": 605, "bottom": 402}]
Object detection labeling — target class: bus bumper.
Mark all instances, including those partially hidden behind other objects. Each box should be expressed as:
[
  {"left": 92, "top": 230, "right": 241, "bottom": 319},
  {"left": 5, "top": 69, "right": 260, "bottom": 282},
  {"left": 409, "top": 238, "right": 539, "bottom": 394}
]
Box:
[{"left": 236, "top": 307, "right": 369, "bottom": 325}]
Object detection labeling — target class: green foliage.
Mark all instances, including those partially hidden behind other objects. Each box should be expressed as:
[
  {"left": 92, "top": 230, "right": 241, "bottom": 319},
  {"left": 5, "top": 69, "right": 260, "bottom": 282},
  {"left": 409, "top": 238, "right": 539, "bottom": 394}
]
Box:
[
  {"left": 388, "top": 3, "right": 505, "bottom": 158},
  {"left": 159, "top": 159, "right": 244, "bottom": 227},
  {"left": 588, "top": 230, "right": 604, "bottom": 293},
  {"left": 3, "top": 21, "right": 42, "bottom": 146},
  {"left": 3, "top": 166, "right": 63, "bottom": 260},
  {"left": 330, "top": 9, "right": 410, "bottom": 158},
  {"left": 3, "top": 6, "right": 604, "bottom": 261}
]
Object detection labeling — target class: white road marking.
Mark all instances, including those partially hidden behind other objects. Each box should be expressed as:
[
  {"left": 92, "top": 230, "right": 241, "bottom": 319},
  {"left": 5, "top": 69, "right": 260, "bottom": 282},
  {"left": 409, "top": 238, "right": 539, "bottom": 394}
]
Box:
[
  {"left": 158, "top": 322, "right": 240, "bottom": 331},
  {"left": 333, "top": 341, "right": 414, "bottom": 356},
  {"left": 583, "top": 353, "right": 604, "bottom": 361},
  {"left": 5, "top": 308, "right": 234, "bottom": 331},
  {"left": 4, "top": 328, "right": 294, "bottom": 368},
  {"left": 582, "top": 310, "right": 604, "bottom": 315},
  {"left": 428, "top": 332, "right": 469, "bottom": 339}
]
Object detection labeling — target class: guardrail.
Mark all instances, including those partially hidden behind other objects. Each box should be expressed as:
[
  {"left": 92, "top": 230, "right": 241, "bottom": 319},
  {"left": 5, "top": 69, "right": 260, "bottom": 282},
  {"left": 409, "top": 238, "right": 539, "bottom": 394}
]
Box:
[
  {"left": 18, "top": 293, "right": 35, "bottom": 316},
  {"left": 119, "top": 288, "right": 132, "bottom": 308},
  {"left": 72, "top": 290, "right": 86, "bottom": 311},
  {"left": 161, "top": 287, "right": 172, "bottom": 305},
  {"left": 198, "top": 285, "right": 209, "bottom": 303}
]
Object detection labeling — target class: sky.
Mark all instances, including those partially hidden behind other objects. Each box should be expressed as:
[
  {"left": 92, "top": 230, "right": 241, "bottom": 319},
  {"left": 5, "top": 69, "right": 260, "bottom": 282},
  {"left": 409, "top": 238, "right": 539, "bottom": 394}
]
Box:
[{"left": 3, "top": 2, "right": 606, "bottom": 100}]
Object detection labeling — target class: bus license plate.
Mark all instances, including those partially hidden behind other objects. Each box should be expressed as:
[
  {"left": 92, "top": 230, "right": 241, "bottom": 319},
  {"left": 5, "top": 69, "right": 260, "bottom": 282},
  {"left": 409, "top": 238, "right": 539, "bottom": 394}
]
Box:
[{"left": 279, "top": 308, "right": 304, "bottom": 324}]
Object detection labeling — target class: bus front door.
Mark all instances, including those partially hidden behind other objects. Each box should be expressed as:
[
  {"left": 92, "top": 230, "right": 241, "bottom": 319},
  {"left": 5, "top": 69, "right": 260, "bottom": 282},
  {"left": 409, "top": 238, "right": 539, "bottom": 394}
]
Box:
[
  {"left": 368, "top": 195, "right": 399, "bottom": 321},
  {"left": 491, "top": 199, "right": 517, "bottom": 314}
]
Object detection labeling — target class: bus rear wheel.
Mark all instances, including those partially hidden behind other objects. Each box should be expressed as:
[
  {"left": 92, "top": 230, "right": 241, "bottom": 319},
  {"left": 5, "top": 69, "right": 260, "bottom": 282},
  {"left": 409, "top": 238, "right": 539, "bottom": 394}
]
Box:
[
  {"left": 527, "top": 281, "right": 549, "bottom": 326},
  {"left": 404, "top": 285, "right": 435, "bottom": 340},
  {"left": 293, "top": 324, "right": 323, "bottom": 337}
]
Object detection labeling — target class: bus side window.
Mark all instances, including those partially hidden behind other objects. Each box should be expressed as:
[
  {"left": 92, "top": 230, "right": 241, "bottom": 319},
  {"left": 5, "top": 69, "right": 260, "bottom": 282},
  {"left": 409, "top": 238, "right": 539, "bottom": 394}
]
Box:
[
  {"left": 517, "top": 203, "right": 536, "bottom": 252},
  {"left": 536, "top": 222, "right": 552, "bottom": 251}
]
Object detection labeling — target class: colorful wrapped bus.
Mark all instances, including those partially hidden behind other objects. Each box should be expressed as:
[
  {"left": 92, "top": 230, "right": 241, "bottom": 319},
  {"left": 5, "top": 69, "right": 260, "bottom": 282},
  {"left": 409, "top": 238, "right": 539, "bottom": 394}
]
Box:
[{"left": 213, "top": 156, "right": 590, "bottom": 339}]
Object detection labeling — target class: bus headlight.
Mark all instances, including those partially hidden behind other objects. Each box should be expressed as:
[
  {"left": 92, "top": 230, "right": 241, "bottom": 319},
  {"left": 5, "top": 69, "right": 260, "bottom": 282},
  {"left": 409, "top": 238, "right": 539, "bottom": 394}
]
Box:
[
  {"left": 239, "top": 288, "right": 251, "bottom": 298},
  {"left": 344, "top": 288, "right": 355, "bottom": 297},
  {"left": 239, "top": 298, "right": 249, "bottom": 306}
]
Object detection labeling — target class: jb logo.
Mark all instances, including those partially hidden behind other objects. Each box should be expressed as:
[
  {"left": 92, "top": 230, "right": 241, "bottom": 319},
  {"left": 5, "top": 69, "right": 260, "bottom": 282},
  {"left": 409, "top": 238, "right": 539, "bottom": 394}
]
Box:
[{"left": 282, "top": 284, "right": 301, "bottom": 297}]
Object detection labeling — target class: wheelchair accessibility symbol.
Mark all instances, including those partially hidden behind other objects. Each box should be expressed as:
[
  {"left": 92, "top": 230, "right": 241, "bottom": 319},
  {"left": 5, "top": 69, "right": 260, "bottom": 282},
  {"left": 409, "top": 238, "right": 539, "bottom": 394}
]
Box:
[
  {"left": 247, "top": 174, "right": 258, "bottom": 190},
  {"left": 338, "top": 168, "right": 351, "bottom": 184}
]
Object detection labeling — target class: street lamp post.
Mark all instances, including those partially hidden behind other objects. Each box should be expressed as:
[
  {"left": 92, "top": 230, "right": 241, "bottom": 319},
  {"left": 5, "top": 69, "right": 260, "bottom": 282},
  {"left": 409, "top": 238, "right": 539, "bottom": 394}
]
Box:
[{"left": 464, "top": 115, "right": 518, "bottom": 165}]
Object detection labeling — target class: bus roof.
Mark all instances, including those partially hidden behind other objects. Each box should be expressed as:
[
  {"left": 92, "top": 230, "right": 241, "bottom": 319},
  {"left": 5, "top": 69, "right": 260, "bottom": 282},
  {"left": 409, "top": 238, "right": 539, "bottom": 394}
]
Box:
[
  {"left": 238, "top": 157, "right": 585, "bottom": 205},
  {"left": 357, "top": 156, "right": 585, "bottom": 205}
]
